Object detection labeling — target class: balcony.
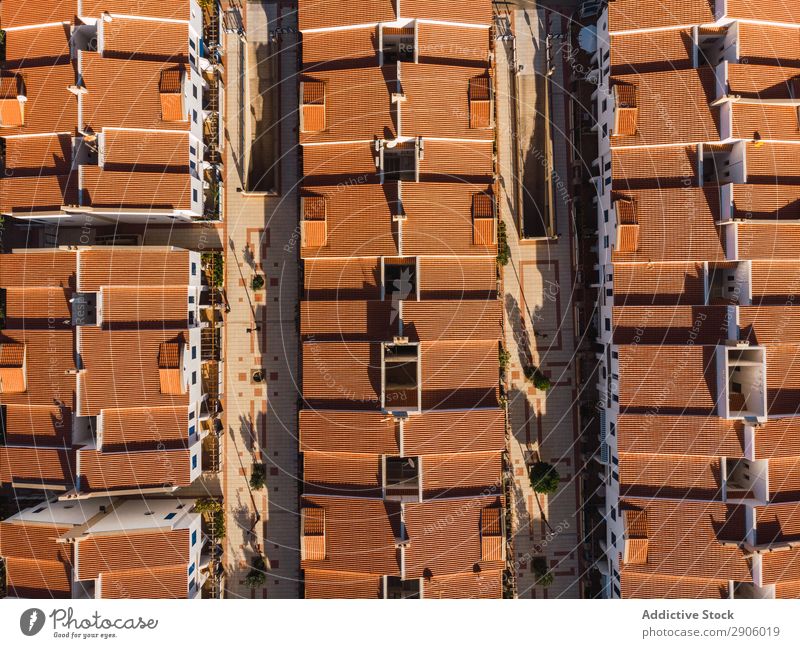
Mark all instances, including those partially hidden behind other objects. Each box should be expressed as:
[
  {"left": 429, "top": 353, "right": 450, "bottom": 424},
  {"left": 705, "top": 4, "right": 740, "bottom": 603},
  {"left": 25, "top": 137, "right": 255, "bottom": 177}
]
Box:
[
  {"left": 381, "top": 340, "right": 420, "bottom": 412},
  {"left": 384, "top": 456, "right": 420, "bottom": 502},
  {"left": 716, "top": 344, "right": 767, "bottom": 420}
]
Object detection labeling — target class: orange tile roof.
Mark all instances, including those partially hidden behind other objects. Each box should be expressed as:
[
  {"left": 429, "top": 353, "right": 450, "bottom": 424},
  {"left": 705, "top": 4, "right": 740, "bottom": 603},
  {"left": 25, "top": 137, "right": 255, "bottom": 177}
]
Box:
[
  {"left": 3, "top": 134, "right": 73, "bottom": 176},
  {"left": 1, "top": 404, "right": 73, "bottom": 447},
  {"left": 300, "top": 300, "right": 395, "bottom": 341},
  {"left": 0, "top": 174, "right": 77, "bottom": 214},
  {"left": 611, "top": 188, "right": 724, "bottom": 263},
  {"left": 0, "top": 64, "right": 76, "bottom": 136},
  {"left": 302, "top": 341, "right": 381, "bottom": 410},
  {"left": 732, "top": 104, "right": 800, "bottom": 142},
  {"left": 101, "top": 16, "right": 189, "bottom": 61},
  {"left": 610, "top": 69, "right": 719, "bottom": 146},
  {"left": 402, "top": 300, "right": 502, "bottom": 341},
  {"left": 100, "top": 564, "right": 189, "bottom": 599},
  {"left": 100, "top": 406, "right": 189, "bottom": 450},
  {"left": 77, "top": 248, "right": 190, "bottom": 291},
  {"left": 303, "top": 453, "right": 382, "bottom": 498},
  {"left": 4, "top": 556, "right": 73, "bottom": 598},
  {"left": 732, "top": 184, "right": 800, "bottom": 220},
  {"left": 737, "top": 223, "right": 800, "bottom": 260},
  {"left": 612, "top": 305, "right": 728, "bottom": 345},
  {"left": 0, "top": 446, "right": 76, "bottom": 487},
  {"left": 610, "top": 29, "right": 694, "bottom": 75},
  {"left": 728, "top": 64, "right": 800, "bottom": 100},
  {"left": 303, "top": 569, "right": 382, "bottom": 598},
  {"left": 80, "top": 56, "right": 190, "bottom": 131},
  {"left": 620, "top": 452, "right": 722, "bottom": 500},
  {"left": 0, "top": 250, "right": 76, "bottom": 288},
  {"left": 620, "top": 498, "right": 750, "bottom": 582},
  {"left": 78, "top": 328, "right": 190, "bottom": 415},
  {"left": 1, "top": 2, "right": 77, "bottom": 28},
  {"left": 745, "top": 143, "right": 800, "bottom": 184},
  {"left": 402, "top": 0, "right": 491, "bottom": 25},
  {"left": 751, "top": 261, "right": 800, "bottom": 305},
  {"left": 612, "top": 262, "right": 705, "bottom": 306},
  {"left": 621, "top": 572, "right": 729, "bottom": 599},
  {"left": 755, "top": 419, "right": 800, "bottom": 460},
  {"left": 79, "top": 0, "right": 190, "bottom": 20},
  {"left": 5, "top": 24, "right": 72, "bottom": 67},
  {"left": 423, "top": 452, "right": 502, "bottom": 499},
  {"left": 299, "top": 68, "right": 393, "bottom": 143},
  {"left": 298, "top": 0, "right": 396, "bottom": 31},
  {"left": 0, "top": 330, "right": 75, "bottom": 406},
  {"left": 403, "top": 64, "right": 492, "bottom": 138},
  {"left": 618, "top": 345, "right": 716, "bottom": 414},
  {"left": 607, "top": 0, "right": 715, "bottom": 32},
  {"left": 417, "top": 23, "right": 489, "bottom": 64},
  {"left": 418, "top": 257, "right": 497, "bottom": 299},
  {"left": 420, "top": 341, "right": 498, "bottom": 410},
  {"left": 766, "top": 345, "right": 800, "bottom": 416},
  {"left": 738, "top": 306, "right": 800, "bottom": 345},
  {"left": 403, "top": 182, "right": 497, "bottom": 255},
  {"left": 737, "top": 23, "right": 800, "bottom": 68},
  {"left": 302, "top": 27, "right": 379, "bottom": 71},
  {"left": 612, "top": 146, "right": 697, "bottom": 190},
  {"left": 78, "top": 448, "right": 192, "bottom": 491},
  {"left": 304, "top": 258, "right": 381, "bottom": 300},
  {"left": 726, "top": 0, "right": 799, "bottom": 23},
  {"left": 102, "top": 130, "right": 190, "bottom": 168},
  {"left": 76, "top": 528, "right": 189, "bottom": 580},
  {"left": 80, "top": 167, "right": 191, "bottom": 210},
  {"left": 617, "top": 414, "right": 744, "bottom": 457},
  {"left": 102, "top": 287, "right": 189, "bottom": 324}
]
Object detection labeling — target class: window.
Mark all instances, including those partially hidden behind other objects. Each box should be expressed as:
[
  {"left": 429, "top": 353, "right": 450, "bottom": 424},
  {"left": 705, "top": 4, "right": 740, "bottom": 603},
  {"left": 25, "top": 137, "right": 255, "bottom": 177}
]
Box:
[
  {"left": 610, "top": 422, "right": 616, "bottom": 436},
  {"left": 610, "top": 507, "right": 616, "bottom": 521},
  {"left": 189, "top": 411, "right": 195, "bottom": 420},
  {"left": 606, "top": 288, "right": 613, "bottom": 297},
  {"left": 604, "top": 161, "right": 611, "bottom": 171},
  {"left": 611, "top": 350, "right": 618, "bottom": 359},
  {"left": 165, "top": 512, "right": 176, "bottom": 520},
  {"left": 604, "top": 209, "right": 608, "bottom": 222},
  {"left": 193, "top": 188, "right": 199, "bottom": 203},
  {"left": 189, "top": 425, "right": 196, "bottom": 436},
  {"left": 602, "top": 123, "right": 608, "bottom": 137},
  {"left": 191, "top": 262, "right": 197, "bottom": 275},
  {"left": 604, "top": 318, "right": 610, "bottom": 331},
  {"left": 189, "top": 310, "right": 195, "bottom": 326},
  {"left": 192, "top": 109, "right": 198, "bottom": 123},
  {"left": 193, "top": 84, "right": 198, "bottom": 99},
  {"left": 192, "top": 371, "right": 197, "bottom": 385},
  {"left": 602, "top": 98, "right": 607, "bottom": 112},
  {"left": 192, "top": 455, "right": 198, "bottom": 469},
  {"left": 191, "top": 346, "right": 197, "bottom": 360},
  {"left": 189, "top": 563, "right": 195, "bottom": 575},
  {"left": 190, "top": 145, "right": 196, "bottom": 156},
  {"left": 189, "top": 295, "right": 195, "bottom": 304},
  {"left": 603, "top": 235, "right": 609, "bottom": 249},
  {"left": 191, "top": 530, "right": 197, "bottom": 546},
  {"left": 610, "top": 532, "right": 617, "bottom": 546}
]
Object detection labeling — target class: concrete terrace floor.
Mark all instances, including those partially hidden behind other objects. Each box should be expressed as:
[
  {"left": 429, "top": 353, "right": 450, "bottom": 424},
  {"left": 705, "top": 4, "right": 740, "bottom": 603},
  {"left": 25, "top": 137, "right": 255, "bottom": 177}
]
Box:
[
  {"left": 221, "top": 0, "right": 301, "bottom": 598},
  {"left": 497, "top": 5, "right": 584, "bottom": 598}
]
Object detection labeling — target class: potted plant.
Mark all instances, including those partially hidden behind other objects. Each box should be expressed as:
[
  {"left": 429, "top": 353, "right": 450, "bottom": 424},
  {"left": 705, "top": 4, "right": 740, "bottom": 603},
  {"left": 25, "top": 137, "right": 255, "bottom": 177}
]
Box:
[
  {"left": 532, "top": 556, "right": 554, "bottom": 587},
  {"left": 251, "top": 274, "right": 265, "bottom": 291},
  {"left": 250, "top": 463, "right": 267, "bottom": 490}
]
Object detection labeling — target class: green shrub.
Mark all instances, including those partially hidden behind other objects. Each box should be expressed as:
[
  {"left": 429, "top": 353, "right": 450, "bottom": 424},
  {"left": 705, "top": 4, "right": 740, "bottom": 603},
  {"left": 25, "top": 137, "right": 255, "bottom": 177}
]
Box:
[
  {"left": 194, "top": 498, "right": 222, "bottom": 515},
  {"left": 529, "top": 461, "right": 560, "bottom": 495},
  {"left": 524, "top": 365, "right": 552, "bottom": 391},
  {"left": 251, "top": 274, "right": 265, "bottom": 291},
  {"left": 499, "top": 346, "right": 511, "bottom": 373},
  {"left": 202, "top": 252, "right": 224, "bottom": 287},
  {"left": 250, "top": 463, "right": 267, "bottom": 490},
  {"left": 244, "top": 555, "right": 267, "bottom": 588},
  {"left": 532, "top": 556, "right": 554, "bottom": 587},
  {"left": 496, "top": 221, "right": 510, "bottom": 266}
]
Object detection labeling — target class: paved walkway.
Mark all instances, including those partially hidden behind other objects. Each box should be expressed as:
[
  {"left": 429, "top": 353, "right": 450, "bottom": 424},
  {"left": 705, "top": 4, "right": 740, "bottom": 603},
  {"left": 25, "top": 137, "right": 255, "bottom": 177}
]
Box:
[
  {"left": 497, "top": 6, "right": 583, "bottom": 599},
  {"left": 222, "top": 0, "right": 300, "bottom": 599}
]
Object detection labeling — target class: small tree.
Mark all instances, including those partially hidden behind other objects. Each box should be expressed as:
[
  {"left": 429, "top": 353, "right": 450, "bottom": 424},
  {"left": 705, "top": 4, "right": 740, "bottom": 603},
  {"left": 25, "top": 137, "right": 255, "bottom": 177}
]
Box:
[
  {"left": 202, "top": 252, "right": 224, "bottom": 288},
  {"left": 250, "top": 463, "right": 267, "bottom": 490},
  {"left": 244, "top": 555, "right": 267, "bottom": 588},
  {"left": 529, "top": 461, "right": 560, "bottom": 495},
  {"left": 496, "top": 221, "right": 511, "bottom": 266},
  {"left": 532, "top": 556, "right": 554, "bottom": 587},
  {"left": 524, "top": 365, "right": 552, "bottom": 391},
  {"left": 251, "top": 274, "right": 265, "bottom": 291}
]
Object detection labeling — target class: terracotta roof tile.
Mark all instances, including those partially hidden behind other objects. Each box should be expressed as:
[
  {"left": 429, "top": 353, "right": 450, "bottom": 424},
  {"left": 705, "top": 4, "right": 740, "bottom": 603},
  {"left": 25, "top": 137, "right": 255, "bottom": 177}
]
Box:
[
  {"left": 76, "top": 529, "right": 189, "bottom": 580},
  {"left": 620, "top": 498, "right": 750, "bottom": 582},
  {"left": 77, "top": 248, "right": 190, "bottom": 291},
  {"left": 620, "top": 452, "right": 722, "bottom": 500},
  {"left": 0, "top": 446, "right": 76, "bottom": 487},
  {"left": 78, "top": 448, "right": 192, "bottom": 491},
  {"left": 766, "top": 345, "right": 800, "bottom": 416},
  {"left": 617, "top": 414, "right": 744, "bottom": 457},
  {"left": 612, "top": 305, "right": 728, "bottom": 344},
  {"left": 610, "top": 29, "right": 694, "bottom": 75},
  {"left": 80, "top": 56, "right": 189, "bottom": 131},
  {"left": 726, "top": 0, "right": 799, "bottom": 23},
  {"left": 1, "top": 2, "right": 77, "bottom": 28},
  {"left": 102, "top": 287, "right": 189, "bottom": 325},
  {"left": 78, "top": 328, "right": 189, "bottom": 415},
  {"left": 607, "top": 0, "right": 715, "bottom": 32},
  {"left": 737, "top": 23, "right": 800, "bottom": 68},
  {"left": 101, "top": 17, "right": 189, "bottom": 61},
  {"left": 80, "top": 167, "right": 191, "bottom": 210},
  {"left": 100, "top": 406, "right": 189, "bottom": 450},
  {"left": 621, "top": 572, "right": 729, "bottom": 599},
  {"left": 302, "top": 27, "right": 379, "bottom": 71},
  {"left": 417, "top": 23, "right": 489, "bottom": 64},
  {"left": 100, "top": 564, "right": 189, "bottom": 599},
  {"left": 80, "top": 0, "right": 190, "bottom": 20},
  {"left": 102, "top": 130, "right": 190, "bottom": 169},
  {"left": 0, "top": 64, "right": 76, "bottom": 136},
  {"left": 418, "top": 257, "right": 497, "bottom": 299},
  {"left": 402, "top": 0, "right": 491, "bottom": 25},
  {"left": 732, "top": 104, "right": 800, "bottom": 142},
  {"left": 303, "top": 258, "right": 381, "bottom": 300},
  {"left": 610, "top": 69, "right": 719, "bottom": 146},
  {"left": 5, "top": 24, "right": 72, "bottom": 67},
  {"left": 611, "top": 188, "right": 724, "bottom": 263},
  {"left": 613, "top": 262, "right": 705, "bottom": 306},
  {"left": 612, "top": 146, "right": 697, "bottom": 190},
  {"left": 303, "top": 569, "right": 382, "bottom": 598},
  {"left": 4, "top": 557, "right": 73, "bottom": 598},
  {"left": 298, "top": 0, "right": 396, "bottom": 31}
]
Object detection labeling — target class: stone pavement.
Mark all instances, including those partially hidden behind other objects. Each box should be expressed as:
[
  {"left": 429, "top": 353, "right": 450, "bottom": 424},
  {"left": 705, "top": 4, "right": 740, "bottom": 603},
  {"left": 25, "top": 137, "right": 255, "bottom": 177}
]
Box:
[
  {"left": 221, "top": 0, "right": 300, "bottom": 599},
  {"left": 497, "top": 6, "right": 584, "bottom": 598}
]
